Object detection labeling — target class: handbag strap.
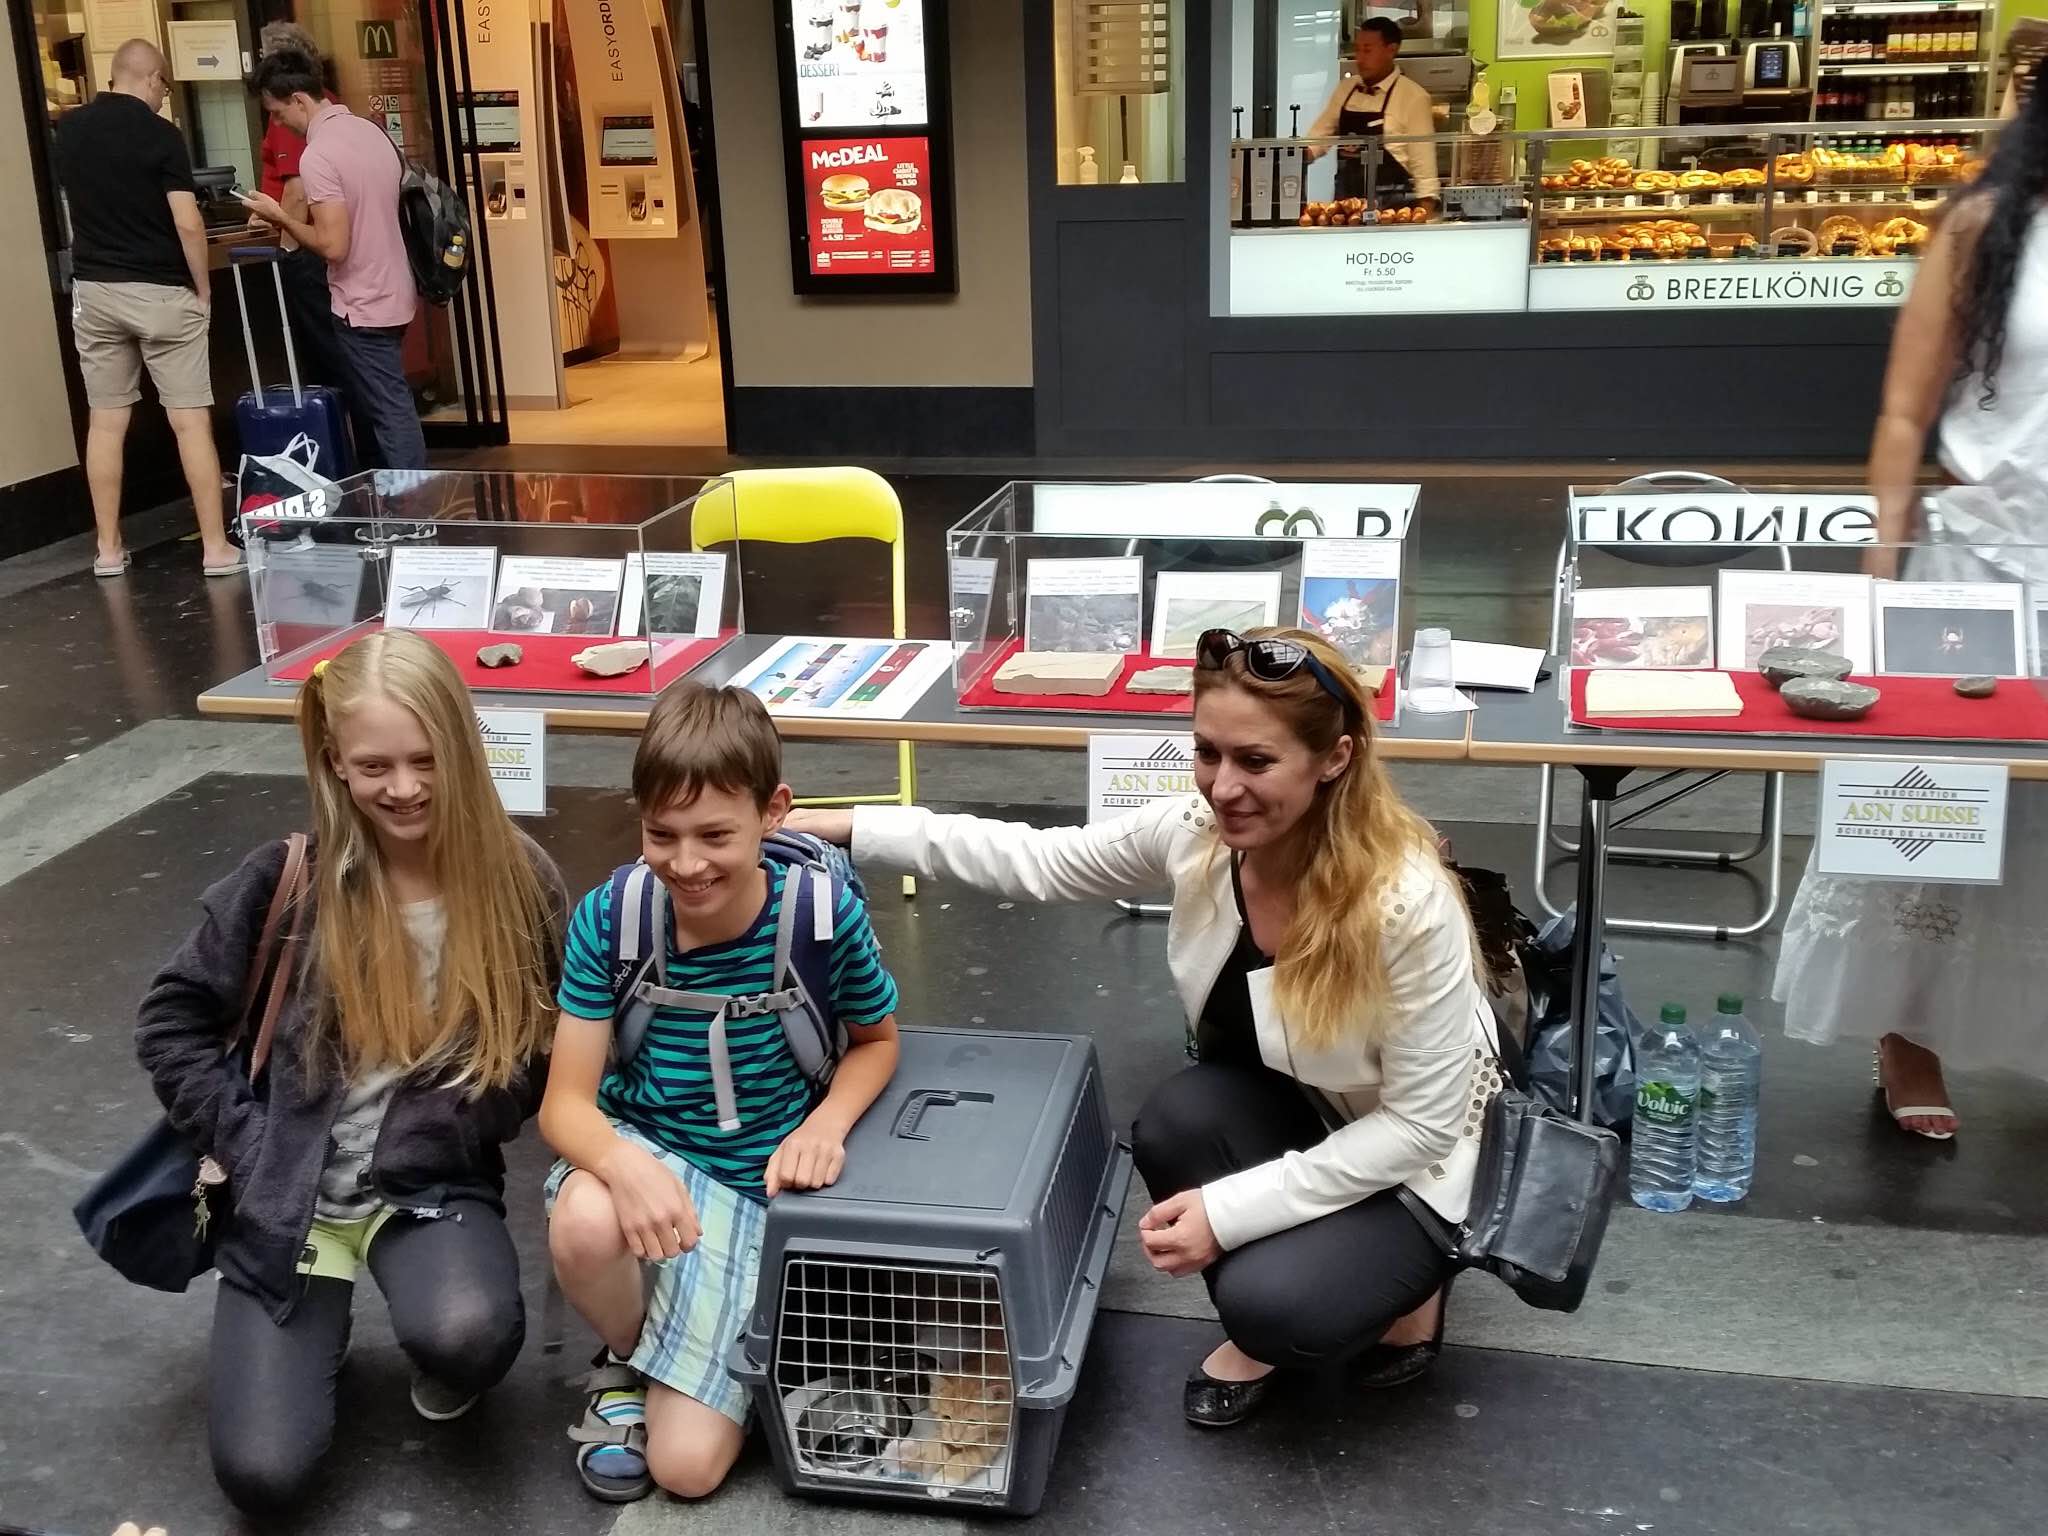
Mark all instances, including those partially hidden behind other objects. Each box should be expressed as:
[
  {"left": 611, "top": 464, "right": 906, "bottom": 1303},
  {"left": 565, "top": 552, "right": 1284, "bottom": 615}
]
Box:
[{"left": 240, "top": 833, "right": 311, "bottom": 1082}]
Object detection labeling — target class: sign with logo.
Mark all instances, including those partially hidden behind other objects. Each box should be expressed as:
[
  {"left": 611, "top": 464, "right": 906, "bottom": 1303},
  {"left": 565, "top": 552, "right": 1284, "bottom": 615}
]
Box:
[
  {"left": 477, "top": 709, "right": 546, "bottom": 817},
  {"left": 1033, "top": 482, "right": 1419, "bottom": 541},
  {"left": 1089, "top": 732, "right": 1197, "bottom": 824},
  {"left": 776, "top": 0, "right": 955, "bottom": 293},
  {"left": 357, "top": 19, "right": 399, "bottom": 59},
  {"left": 802, "top": 135, "right": 936, "bottom": 276},
  {"left": 1529, "top": 258, "right": 1915, "bottom": 313},
  {"left": 1229, "top": 225, "right": 1530, "bottom": 317},
  {"left": 1817, "top": 759, "right": 2006, "bottom": 884},
  {"left": 1570, "top": 490, "right": 1877, "bottom": 546}
]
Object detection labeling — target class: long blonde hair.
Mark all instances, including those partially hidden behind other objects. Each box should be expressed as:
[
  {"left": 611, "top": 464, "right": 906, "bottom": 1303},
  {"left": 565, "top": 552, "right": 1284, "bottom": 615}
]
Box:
[
  {"left": 296, "top": 631, "right": 558, "bottom": 1091},
  {"left": 1193, "top": 626, "right": 1471, "bottom": 1052}
]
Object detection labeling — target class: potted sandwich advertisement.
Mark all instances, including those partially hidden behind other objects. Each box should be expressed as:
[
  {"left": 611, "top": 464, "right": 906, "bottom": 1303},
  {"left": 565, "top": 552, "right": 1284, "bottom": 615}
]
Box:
[{"left": 803, "top": 136, "right": 936, "bottom": 274}]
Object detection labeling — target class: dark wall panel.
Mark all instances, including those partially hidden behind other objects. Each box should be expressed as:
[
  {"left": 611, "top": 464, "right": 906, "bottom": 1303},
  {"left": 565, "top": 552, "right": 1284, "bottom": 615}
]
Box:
[
  {"left": 1055, "top": 220, "right": 1188, "bottom": 431},
  {"left": 729, "top": 386, "right": 1035, "bottom": 457}
]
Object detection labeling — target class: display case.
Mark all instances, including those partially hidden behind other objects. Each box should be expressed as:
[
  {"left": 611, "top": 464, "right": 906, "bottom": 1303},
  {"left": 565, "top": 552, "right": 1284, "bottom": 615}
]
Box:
[
  {"left": 1222, "top": 116, "right": 2001, "bottom": 316},
  {"left": 945, "top": 480, "right": 1420, "bottom": 719},
  {"left": 1560, "top": 483, "right": 2048, "bottom": 742},
  {"left": 242, "top": 469, "right": 744, "bottom": 702}
]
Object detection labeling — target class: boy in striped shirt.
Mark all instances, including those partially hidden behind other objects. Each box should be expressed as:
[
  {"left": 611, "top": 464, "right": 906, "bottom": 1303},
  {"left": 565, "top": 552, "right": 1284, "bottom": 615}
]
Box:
[{"left": 539, "top": 682, "right": 900, "bottom": 1503}]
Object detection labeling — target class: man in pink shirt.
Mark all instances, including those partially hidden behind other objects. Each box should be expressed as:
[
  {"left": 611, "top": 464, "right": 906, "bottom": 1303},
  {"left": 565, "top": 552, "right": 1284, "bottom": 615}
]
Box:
[{"left": 242, "top": 49, "right": 425, "bottom": 468}]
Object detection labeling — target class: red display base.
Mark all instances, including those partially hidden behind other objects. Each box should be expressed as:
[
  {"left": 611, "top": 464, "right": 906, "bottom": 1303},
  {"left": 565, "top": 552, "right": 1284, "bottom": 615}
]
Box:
[
  {"left": 958, "top": 640, "right": 1397, "bottom": 722},
  {"left": 1569, "top": 667, "right": 2048, "bottom": 742},
  {"left": 277, "top": 628, "right": 738, "bottom": 696}
]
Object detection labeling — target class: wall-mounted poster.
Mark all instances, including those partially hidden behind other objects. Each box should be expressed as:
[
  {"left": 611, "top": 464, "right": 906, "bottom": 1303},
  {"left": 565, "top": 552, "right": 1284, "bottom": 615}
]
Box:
[
  {"left": 1497, "top": 0, "right": 1617, "bottom": 59},
  {"left": 776, "top": 0, "right": 956, "bottom": 293}
]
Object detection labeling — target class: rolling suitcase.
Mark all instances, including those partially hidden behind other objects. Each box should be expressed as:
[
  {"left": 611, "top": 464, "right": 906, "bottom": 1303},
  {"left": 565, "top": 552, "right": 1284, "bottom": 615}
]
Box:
[{"left": 230, "top": 246, "right": 351, "bottom": 481}]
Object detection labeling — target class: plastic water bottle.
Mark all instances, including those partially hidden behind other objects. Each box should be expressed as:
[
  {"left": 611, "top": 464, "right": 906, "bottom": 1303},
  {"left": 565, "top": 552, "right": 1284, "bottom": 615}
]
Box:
[
  {"left": 1694, "top": 993, "right": 1762, "bottom": 1203},
  {"left": 1630, "top": 1003, "right": 1701, "bottom": 1212}
]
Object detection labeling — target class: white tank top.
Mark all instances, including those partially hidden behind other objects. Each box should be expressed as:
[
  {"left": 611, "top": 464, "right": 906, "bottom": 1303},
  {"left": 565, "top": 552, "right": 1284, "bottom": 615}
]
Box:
[{"left": 1939, "top": 205, "right": 2048, "bottom": 490}]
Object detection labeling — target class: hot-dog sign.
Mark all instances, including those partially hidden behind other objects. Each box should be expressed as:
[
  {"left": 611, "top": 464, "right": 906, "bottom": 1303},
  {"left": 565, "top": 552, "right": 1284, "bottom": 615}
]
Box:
[{"left": 802, "top": 134, "right": 936, "bottom": 276}]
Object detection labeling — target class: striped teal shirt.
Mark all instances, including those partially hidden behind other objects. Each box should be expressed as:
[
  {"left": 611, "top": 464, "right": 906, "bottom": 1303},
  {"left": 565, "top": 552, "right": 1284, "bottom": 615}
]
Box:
[{"left": 557, "top": 863, "right": 899, "bottom": 1200}]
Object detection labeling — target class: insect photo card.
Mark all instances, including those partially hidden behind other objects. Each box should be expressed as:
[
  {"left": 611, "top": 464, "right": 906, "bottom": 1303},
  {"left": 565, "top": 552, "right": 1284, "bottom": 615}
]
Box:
[{"left": 384, "top": 546, "right": 500, "bottom": 631}]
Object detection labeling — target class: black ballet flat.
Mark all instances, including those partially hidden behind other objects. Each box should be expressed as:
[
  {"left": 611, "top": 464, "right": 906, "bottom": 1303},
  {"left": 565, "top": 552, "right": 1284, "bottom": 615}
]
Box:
[
  {"left": 1355, "top": 1277, "right": 1453, "bottom": 1390},
  {"left": 1183, "top": 1364, "right": 1275, "bottom": 1427}
]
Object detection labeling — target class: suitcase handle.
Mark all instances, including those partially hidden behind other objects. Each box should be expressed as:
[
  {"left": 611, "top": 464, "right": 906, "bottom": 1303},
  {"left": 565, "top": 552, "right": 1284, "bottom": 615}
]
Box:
[
  {"left": 890, "top": 1089, "right": 993, "bottom": 1142},
  {"left": 229, "top": 242, "right": 302, "bottom": 408},
  {"left": 227, "top": 246, "right": 282, "bottom": 263}
]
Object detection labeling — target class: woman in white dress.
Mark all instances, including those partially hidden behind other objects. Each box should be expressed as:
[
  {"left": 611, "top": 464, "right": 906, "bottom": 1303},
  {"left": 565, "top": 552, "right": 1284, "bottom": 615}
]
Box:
[{"left": 1774, "top": 80, "right": 2048, "bottom": 1139}]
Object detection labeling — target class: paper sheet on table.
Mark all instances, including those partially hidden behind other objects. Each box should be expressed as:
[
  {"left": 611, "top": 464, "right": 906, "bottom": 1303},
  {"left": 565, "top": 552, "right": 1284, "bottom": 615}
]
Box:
[
  {"left": 1405, "top": 685, "right": 1477, "bottom": 715},
  {"left": 1451, "top": 641, "right": 1545, "bottom": 691}
]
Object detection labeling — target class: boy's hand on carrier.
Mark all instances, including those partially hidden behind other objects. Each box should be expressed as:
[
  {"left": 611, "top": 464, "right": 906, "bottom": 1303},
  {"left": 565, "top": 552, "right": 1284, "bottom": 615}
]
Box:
[
  {"left": 1138, "top": 1189, "right": 1220, "bottom": 1277},
  {"left": 764, "top": 1117, "right": 849, "bottom": 1197},
  {"left": 599, "top": 1139, "right": 701, "bottom": 1259}
]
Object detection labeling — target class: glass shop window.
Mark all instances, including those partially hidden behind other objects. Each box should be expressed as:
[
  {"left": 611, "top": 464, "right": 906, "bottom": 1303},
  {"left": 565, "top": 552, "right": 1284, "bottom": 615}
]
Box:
[{"left": 1054, "top": 0, "right": 1186, "bottom": 185}]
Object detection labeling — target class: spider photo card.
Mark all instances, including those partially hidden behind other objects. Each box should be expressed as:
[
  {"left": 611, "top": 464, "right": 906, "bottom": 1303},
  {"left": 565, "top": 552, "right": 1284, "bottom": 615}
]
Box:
[
  {"left": 383, "top": 546, "right": 500, "bottom": 631},
  {"left": 1873, "top": 581, "right": 2027, "bottom": 677}
]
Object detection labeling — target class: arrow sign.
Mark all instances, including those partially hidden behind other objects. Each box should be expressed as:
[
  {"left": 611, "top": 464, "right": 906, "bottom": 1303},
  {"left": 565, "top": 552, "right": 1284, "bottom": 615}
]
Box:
[{"left": 196, "top": 53, "right": 220, "bottom": 67}]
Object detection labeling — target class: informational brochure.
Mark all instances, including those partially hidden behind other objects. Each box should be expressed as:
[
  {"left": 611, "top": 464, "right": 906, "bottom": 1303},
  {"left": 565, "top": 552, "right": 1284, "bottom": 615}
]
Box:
[
  {"left": 1298, "top": 540, "right": 1402, "bottom": 668},
  {"left": 1148, "top": 570, "right": 1284, "bottom": 659},
  {"left": 1023, "top": 557, "right": 1144, "bottom": 653},
  {"left": 1873, "top": 581, "right": 2027, "bottom": 678},
  {"left": 1570, "top": 585, "right": 1715, "bottom": 669},
  {"left": 727, "top": 636, "right": 954, "bottom": 720},
  {"left": 383, "top": 546, "right": 499, "bottom": 631},
  {"left": 1715, "top": 570, "right": 1875, "bottom": 673},
  {"left": 618, "top": 552, "right": 728, "bottom": 638},
  {"left": 490, "top": 556, "right": 626, "bottom": 636}
]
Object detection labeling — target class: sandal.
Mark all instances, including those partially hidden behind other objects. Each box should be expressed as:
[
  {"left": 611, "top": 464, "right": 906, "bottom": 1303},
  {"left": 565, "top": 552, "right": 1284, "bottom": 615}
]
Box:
[
  {"left": 568, "top": 1352, "right": 652, "bottom": 1503},
  {"left": 1874, "top": 1041, "right": 1957, "bottom": 1141}
]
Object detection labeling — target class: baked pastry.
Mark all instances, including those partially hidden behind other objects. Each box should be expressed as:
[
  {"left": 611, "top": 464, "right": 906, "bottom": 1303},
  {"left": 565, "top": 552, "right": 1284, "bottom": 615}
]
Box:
[{"left": 1769, "top": 225, "right": 1819, "bottom": 255}]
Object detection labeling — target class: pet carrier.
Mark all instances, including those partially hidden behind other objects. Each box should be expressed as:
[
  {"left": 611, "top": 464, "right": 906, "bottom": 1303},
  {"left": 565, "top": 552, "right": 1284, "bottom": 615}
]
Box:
[{"left": 730, "top": 1027, "right": 1132, "bottom": 1515}]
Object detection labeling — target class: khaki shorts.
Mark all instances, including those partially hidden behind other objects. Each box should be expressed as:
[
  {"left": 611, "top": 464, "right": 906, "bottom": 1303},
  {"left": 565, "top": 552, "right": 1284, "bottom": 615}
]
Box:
[{"left": 71, "top": 278, "right": 214, "bottom": 410}]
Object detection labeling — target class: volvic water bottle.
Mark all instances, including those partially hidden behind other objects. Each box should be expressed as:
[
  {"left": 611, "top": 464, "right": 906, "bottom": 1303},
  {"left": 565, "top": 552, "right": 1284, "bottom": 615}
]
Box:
[
  {"left": 1694, "top": 993, "right": 1762, "bottom": 1203},
  {"left": 1630, "top": 1003, "right": 1701, "bottom": 1212}
]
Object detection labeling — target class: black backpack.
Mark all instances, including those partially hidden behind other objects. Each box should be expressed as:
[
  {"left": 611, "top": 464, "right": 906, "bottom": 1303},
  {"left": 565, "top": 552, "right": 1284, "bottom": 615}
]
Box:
[{"left": 385, "top": 135, "right": 472, "bottom": 306}]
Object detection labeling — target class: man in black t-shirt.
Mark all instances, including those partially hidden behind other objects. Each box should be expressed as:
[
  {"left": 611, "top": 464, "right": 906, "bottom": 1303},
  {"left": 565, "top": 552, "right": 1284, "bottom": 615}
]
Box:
[{"left": 53, "top": 39, "right": 238, "bottom": 577}]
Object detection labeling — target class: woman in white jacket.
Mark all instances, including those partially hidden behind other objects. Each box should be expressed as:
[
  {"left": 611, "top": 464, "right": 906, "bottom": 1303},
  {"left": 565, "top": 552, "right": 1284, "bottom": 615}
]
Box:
[{"left": 791, "top": 627, "right": 1495, "bottom": 1427}]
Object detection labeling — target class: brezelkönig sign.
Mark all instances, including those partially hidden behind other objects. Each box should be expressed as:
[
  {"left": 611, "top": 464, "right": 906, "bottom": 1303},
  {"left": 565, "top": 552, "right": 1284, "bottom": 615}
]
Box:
[{"left": 1570, "top": 490, "right": 1878, "bottom": 546}]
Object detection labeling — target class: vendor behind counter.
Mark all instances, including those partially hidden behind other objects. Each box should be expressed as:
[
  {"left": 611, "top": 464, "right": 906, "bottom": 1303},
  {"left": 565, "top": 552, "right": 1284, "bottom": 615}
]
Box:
[{"left": 1304, "top": 18, "right": 1441, "bottom": 203}]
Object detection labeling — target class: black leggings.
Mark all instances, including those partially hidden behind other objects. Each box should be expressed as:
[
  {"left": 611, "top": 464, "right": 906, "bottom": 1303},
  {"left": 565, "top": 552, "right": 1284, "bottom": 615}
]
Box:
[
  {"left": 1132, "top": 1064, "right": 1452, "bottom": 1369},
  {"left": 207, "top": 1199, "right": 525, "bottom": 1514}
]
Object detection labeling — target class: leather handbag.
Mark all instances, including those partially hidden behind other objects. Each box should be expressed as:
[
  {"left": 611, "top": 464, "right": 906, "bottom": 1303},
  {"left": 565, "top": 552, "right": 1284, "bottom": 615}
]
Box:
[
  {"left": 73, "top": 835, "right": 311, "bottom": 1292},
  {"left": 1400, "top": 1044, "right": 1623, "bottom": 1314}
]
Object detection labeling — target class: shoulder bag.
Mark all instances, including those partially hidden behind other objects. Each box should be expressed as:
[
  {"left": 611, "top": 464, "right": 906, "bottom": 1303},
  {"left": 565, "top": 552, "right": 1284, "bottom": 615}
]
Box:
[
  {"left": 73, "top": 834, "right": 311, "bottom": 1292},
  {"left": 1398, "top": 1005, "right": 1623, "bottom": 1313}
]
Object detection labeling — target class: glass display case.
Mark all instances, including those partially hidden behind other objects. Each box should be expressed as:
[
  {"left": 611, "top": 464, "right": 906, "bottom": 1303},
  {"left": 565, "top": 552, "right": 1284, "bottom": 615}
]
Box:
[
  {"left": 1560, "top": 483, "right": 2048, "bottom": 740},
  {"left": 1221, "top": 116, "right": 2001, "bottom": 316},
  {"left": 242, "top": 469, "right": 744, "bottom": 703},
  {"left": 945, "top": 480, "right": 1420, "bottom": 717}
]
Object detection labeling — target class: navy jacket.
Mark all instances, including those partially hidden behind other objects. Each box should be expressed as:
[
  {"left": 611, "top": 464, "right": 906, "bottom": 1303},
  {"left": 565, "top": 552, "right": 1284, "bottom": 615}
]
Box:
[{"left": 135, "top": 836, "right": 566, "bottom": 1320}]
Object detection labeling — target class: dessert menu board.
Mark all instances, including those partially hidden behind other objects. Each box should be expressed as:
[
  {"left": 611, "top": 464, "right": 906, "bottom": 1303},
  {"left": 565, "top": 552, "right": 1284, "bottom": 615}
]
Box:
[
  {"left": 802, "top": 136, "right": 936, "bottom": 276},
  {"left": 787, "top": 0, "right": 930, "bottom": 128},
  {"left": 776, "top": 0, "right": 954, "bottom": 293}
]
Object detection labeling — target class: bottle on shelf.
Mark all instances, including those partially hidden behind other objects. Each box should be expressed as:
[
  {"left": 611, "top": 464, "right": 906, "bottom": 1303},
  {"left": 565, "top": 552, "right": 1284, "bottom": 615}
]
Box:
[
  {"left": 1630, "top": 1004, "right": 1703, "bottom": 1213},
  {"left": 1694, "top": 994, "right": 1762, "bottom": 1204},
  {"left": 1077, "top": 145, "right": 1100, "bottom": 184}
]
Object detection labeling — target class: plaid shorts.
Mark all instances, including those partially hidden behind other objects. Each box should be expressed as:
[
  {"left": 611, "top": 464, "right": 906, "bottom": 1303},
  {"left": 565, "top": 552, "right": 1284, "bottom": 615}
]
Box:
[{"left": 545, "top": 1120, "right": 765, "bottom": 1427}]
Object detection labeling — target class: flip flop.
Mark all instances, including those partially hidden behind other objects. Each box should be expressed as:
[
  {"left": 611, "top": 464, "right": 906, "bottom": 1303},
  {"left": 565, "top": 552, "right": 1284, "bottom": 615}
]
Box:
[
  {"left": 203, "top": 557, "right": 248, "bottom": 578},
  {"left": 1874, "top": 1047, "right": 1957, "bottom": 1141},
  {"left": 92, "top": 553, "right": 131, "bottom": 577}
]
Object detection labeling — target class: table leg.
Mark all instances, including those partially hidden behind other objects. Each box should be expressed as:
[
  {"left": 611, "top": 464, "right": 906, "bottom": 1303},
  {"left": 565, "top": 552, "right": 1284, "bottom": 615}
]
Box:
[{"left": 1567, "top": 766, "right": 1630, "bottom": 1124}]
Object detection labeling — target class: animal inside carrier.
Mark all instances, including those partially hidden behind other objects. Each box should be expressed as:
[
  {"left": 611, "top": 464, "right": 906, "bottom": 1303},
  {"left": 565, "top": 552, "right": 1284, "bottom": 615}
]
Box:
[{"left": 729, "top": 1028, "right": 1131, "bottom": 1514}]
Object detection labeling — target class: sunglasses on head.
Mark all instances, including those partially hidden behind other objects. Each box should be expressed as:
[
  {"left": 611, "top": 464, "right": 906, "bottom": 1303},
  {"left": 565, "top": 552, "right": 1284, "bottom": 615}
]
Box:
[{"left": 1194, "top": 629, "right": 1354, "bottom": 714}]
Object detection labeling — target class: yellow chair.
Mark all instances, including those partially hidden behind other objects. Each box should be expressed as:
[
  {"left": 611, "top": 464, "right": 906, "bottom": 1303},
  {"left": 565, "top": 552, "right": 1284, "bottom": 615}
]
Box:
[{"left": 691, "top": 466, "right": 918, "bottom": 895}]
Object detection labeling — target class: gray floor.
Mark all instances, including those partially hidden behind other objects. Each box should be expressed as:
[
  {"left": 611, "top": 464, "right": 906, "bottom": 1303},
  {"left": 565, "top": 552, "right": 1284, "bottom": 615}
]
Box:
[{"left": 3, "top": 468, "right": 2045, "bottom": 1536}]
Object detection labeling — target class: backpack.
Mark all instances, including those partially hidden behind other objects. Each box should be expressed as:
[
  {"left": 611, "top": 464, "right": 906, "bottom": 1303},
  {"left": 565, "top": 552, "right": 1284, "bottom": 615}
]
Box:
[
  {"left": 385, "top": 135, "right": 472, "bottom": 306},
  {"left": 604, "top": 831, "right": 867, "bottom": 1130}
]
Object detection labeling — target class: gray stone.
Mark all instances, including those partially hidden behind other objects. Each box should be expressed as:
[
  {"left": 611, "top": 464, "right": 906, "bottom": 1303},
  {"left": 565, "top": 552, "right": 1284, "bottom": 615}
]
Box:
[
  {"left": 571, "top": 641, "right": 650, "bottom": 678},
  {"left": 1954, "top": 675, "right": 1998, "bottom": 699},
  {"left": 1782, "top": 677, "right": 1881, "bottom": 721},
  {"left": 1126, "top": 666, "right": 1194, "bottom": 695},
  {"left": 475, "top": 643, "right": 523, "bottom": 668},
  {"left": 1759, "top": 647, "right": 1854, "bottom": 689}
]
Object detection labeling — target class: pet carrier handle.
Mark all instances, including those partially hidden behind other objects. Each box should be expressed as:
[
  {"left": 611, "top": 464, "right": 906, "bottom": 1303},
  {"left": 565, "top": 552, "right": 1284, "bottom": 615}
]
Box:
[
  {"left": 890, "top": 1089, "right": 993, "bottom": 1142},
  {"left": 1033, "top": 1139, "right": 1136, "bottom": 1409}
]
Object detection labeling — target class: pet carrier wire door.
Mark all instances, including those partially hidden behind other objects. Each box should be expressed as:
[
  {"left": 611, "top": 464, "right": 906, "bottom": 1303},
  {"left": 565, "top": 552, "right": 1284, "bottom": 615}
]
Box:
[{"left": 730, "top": 1028, "right": 1132, "bottom": 1514}]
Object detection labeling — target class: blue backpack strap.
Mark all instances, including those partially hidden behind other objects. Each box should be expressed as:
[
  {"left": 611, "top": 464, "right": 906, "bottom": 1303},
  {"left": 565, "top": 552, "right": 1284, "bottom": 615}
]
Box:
[
  {"left": 764, "top": 828, "right": 866, "bottom": 906},
  {"left": 607, "top": 861, "right": 667, "bottom": 1067},
  {"left": 776, "top": 859, "right": 850, "bottom": 1097}
]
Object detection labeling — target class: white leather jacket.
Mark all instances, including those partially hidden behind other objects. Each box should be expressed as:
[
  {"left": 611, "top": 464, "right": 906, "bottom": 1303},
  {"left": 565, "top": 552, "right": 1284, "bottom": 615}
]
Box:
[{"left": 852, "top": 795, "right": 1494, "bottom": 1250}]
